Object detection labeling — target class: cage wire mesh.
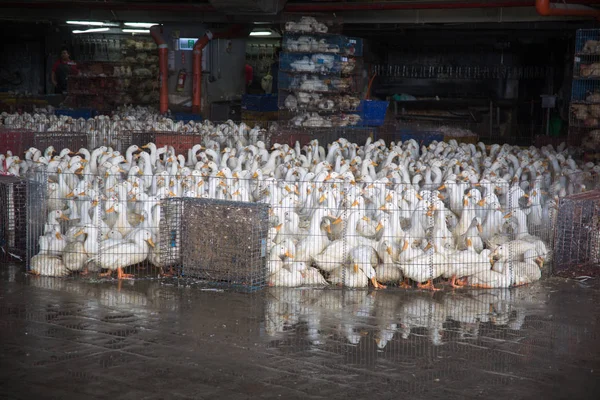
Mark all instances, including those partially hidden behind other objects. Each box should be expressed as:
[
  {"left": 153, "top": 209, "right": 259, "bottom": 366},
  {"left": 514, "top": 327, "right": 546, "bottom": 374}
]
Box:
[
  {"left": 0, "top": 124, "right": 592, "bottom": 290},
  {"left": 33, "top": 131, "right": 89, "bottom": 153},
  {"left": 0, "top": 176, "right": 28, "bottom": 263},
  {"left": 553, "top": 190, "right": 600, "bottom": 277},
  {"left": 270, "top": 126, "right": 375, "bottom": 147},
  {"left": 26, "top": 170, "right": 165, "bottom": 279},
  {"left": 161, "top": 197, "right": 269, "bottom": 289}
]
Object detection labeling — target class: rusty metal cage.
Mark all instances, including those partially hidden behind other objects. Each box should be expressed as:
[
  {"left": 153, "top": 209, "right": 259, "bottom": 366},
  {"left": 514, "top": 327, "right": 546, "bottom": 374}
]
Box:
[
  {"left": 0, "top": 128, "right": 35, "bottom": 156},
  {"left": 33, "top": 131, "right": 90, "bottom": 152},
  {"left": 0, "top": 176, "right": 28, "bottom": 263},
  {"left": 161, "top": 197, "right": 269, "bottom": 289},
  {"left": 553, "top": 190, "right": 600, "bottom": 277}
]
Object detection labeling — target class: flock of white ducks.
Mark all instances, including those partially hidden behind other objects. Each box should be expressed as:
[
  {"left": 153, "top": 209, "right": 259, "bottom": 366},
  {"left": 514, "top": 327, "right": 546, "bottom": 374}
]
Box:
[{"left": 2, "top": 115, "right": 599, "bottom": 289}]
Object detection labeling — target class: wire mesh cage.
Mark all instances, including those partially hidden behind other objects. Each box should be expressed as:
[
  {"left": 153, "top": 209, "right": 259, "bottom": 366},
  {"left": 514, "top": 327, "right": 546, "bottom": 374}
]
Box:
[
  {"left": 260, "top": 170, "right": 554, "bottom": 291},
  {"left": 125, "top": 129, "right": 272, "bottom": 156},
  {"left": 33, "top": 131, "right": 90, "bottom": 153},
  {"left": 553, "top": 190, "right": 600, "bottom": 277},
  {"left": 0, "top": 176, "right": 28, "bottom": 263},
  {"left": 25, "top": 170, "right": 165, "bottom": 279},
  {"left": 270, "top": 126, "right": 374, "bottom": 147},
  {"left": 161, "top": 197, "right": 270, "bottom": 289},
  {"left": 0, "top": 120, "right": 590, "bottom": 291}
]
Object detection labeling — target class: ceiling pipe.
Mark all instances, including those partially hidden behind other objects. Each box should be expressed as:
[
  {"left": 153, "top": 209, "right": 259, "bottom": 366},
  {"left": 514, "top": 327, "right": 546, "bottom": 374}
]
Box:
[
  {"left": 192, "top": 24, "right": 248, "bottom": 115},
  {"left": 285, "top": 1, "right": 531, "bottom": 12},
  {"left": 284, "top": 0, "right": 600, "bottom": 12},
  {"left": 0, "top": 2, "right": 216, "bottom": 12},
  {"left": 535, "top": 0, "right": 600, "bottom": 18},
  {"left": 150, "top": 25, "right": 169, "bottom": 115}
]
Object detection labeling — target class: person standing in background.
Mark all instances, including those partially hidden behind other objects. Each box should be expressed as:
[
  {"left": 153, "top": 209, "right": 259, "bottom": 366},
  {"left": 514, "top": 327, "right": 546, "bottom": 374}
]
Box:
[
  {"left": 51, "top": 46, "right": 78, "bottom": 94},
  {"left": 245, "top": 63, "right": 254, "bottom": 88}
]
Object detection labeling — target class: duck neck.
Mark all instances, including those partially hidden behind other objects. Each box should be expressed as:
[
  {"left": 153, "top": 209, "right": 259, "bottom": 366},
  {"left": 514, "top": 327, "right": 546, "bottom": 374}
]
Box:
[
  {"left": 514, "top": 212, "right": 528, "bottom": 236},
  {"left": 83, "top": 228, "right": 99, "bottom": 255}
]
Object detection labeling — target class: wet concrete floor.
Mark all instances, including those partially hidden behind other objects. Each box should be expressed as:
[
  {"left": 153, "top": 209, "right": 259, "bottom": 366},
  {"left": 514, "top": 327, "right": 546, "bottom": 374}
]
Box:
[{"left": 0, "top": 265, "right": 599, "bottom": 399}]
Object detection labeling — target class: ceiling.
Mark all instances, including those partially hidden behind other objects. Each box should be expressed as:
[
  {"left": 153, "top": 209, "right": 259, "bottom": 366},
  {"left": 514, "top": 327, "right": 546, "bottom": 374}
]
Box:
[{"left": 0, "top": 0, "right": 598, "bottom": 26}]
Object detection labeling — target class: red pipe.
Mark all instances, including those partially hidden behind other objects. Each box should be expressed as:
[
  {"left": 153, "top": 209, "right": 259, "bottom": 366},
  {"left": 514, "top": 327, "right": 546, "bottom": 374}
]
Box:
[
  {"left": 285, "top": 0, "right": 600, "bottom": 12},
  {"left": 286, "top": 1, "right": 532, "bottom": 12},
  {"left": 192, "top": 33, "right": 212, "bottom": 115},
  {"left": 535, "top": 0, "right": 600, "bottom": 18},
  {"left": 192, "top": 24, "right": 248, "bottom": 115},
  {"left": 150, "top": 25, "right": 169, "bottom": 114}
]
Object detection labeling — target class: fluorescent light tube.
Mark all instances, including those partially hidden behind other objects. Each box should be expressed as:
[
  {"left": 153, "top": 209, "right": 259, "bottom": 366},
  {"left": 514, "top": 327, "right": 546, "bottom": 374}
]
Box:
[
  {"left": 122, "top": 29, "right": 150, "bottom": 34},
  {"left": 249, "top": 31, "right": 272, "bottom": 36},
  {"left": 124, "top": 22, "right": 158, "bottom": 28},
  {"left": 67, "top": 21, "right": 105, "bottom": 26},
  {"left": 72, "top": 27, "right": 110, "bottom": 34}
]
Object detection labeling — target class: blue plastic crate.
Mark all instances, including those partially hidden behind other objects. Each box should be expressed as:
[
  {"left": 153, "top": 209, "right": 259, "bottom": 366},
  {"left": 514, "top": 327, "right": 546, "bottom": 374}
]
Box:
[
  {"left": 575, "top": 29, "right": 600, "bottom": 54},
  {"left": 357, "top": 100, "right": 388, "bottom": 127},
  {"left": 397, "top": 130, "right": 444, "bottom": 146},
  {"left": 242, "top": 94, "right": 279, "bottom": 112},
  {"left": 172, "top": 113, "right": 203, "bottom": 123},
  {"left": 55, "top": 108, "right": 94, "bottom": 119},
  {"left": 280, "top": 52, "right": 343, "bottom": 74}
]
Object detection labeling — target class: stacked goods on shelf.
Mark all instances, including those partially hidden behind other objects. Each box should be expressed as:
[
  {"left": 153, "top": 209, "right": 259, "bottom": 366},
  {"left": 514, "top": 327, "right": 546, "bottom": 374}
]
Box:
[
  {"left": 278, "top": 16, "right": 364, "bottom": 128},
  {"left": 570, "top": 29, "right": 600, "bottom": 159},
  {"left": 66, "top": 36, "right": 159, "bottom": 110}
]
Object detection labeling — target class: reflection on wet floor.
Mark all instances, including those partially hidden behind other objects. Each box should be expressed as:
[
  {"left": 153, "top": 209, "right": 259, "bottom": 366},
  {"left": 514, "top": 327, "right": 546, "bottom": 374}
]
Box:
[{"left": 1, "top": 264, "right": 599, "bottom": 399}]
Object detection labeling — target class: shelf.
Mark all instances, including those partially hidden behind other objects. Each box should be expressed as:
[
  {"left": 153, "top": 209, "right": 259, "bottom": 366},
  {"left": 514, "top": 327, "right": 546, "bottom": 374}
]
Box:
[
  {"left": 571, "top": 100, "right": 600, "bottom": 105},
  {"left": 568, "top": 124, "right": 600, "bottom": 129},
  {"left": 122, "top": 48, "right": 157, "bottom": 53},
  {"left": 283, "top": 31, "right": 342, "bottom": 37},
  {"left": 71, "top": 76, "right": 157, "bottom": 81},
  {"left": 283, "top": 50, "right": 342, "bottom": 55},
  {"left": 279, "top": 69, "right": 358, "bottom": 78},
  {"left": 282, "top": 107, "right": 359, "bottom": 114},
  {"left": 279, "top": 87, "right": 347, "bottom": 95},
  {"left": 67, "top": 91, "right": 120, "bottom": 96}
]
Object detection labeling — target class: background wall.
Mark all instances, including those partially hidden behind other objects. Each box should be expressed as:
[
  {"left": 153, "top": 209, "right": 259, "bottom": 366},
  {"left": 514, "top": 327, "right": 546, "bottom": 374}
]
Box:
[
  {"left": 0, "top": 23, "right": 70, "bottom": 96},
  {"left": 159, "top": 24, "right": 247, "bottom": 116}
]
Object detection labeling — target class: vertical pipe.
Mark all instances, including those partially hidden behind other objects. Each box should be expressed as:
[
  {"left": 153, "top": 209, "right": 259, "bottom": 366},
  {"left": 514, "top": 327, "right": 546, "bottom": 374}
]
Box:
[
  {"left": 157, "top": 46, "right": 168, "bottom": 114},
  {"left": 192, "top": 33, "right": 212, "bottom": 115},
  {"left": 150, "top": 25, "right": 169, "bottom": 114},
  {"left": 192, "top": 25, "right": 247, "bottom": 115}
]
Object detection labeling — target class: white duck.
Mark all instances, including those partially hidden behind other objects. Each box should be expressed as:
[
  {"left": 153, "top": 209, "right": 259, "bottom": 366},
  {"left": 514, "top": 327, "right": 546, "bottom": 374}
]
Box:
[
  {"left": 29, "top": 236, "right": 70, "bottom": 277},
  {"left": 93, "top": 229, "right": 154, "bottom": 279},
  {"left": 328, "top": 245, "right": 385, "bottom": 288}
]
